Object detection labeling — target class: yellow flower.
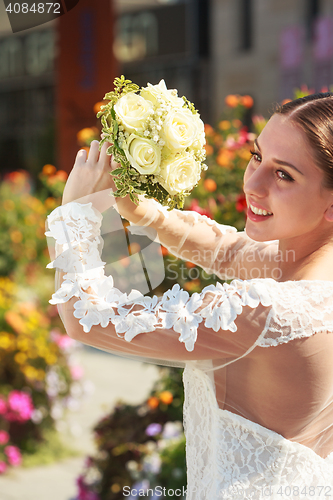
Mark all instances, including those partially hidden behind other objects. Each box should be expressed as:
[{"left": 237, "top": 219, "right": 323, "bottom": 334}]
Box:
[
  {"left": 159, "top": 391, "right": 173, "bottom": 405},
  {"left": 14, "top": 352, "right": 27, "bottom": 364},
  {"left": 219, "top": 120, "right": 231, "bottom": 131},
  {"left": 0, "top": 332, "right": 15, "bottom": 350},
  {"left": 77, "top": 127, "right": 99, "bottom": 145},
  {"left": 45, "top": 354, "right": 57, "bottom": 365},
  {"left": 23, "top": 365, "right": 38, "bottom": 380}
]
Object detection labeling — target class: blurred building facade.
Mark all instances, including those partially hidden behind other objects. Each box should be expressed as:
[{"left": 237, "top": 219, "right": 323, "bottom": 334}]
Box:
[
  {"left": 0, "top": 0, "right": 333, "bottom": 174},
  {"left": 210, "top": 0, "right": 333, "bottom": 118}
]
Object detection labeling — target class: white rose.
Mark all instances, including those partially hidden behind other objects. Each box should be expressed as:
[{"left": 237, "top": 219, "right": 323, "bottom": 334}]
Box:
[
  {"left": 191, "top": 112, "right": 206, "bottom": 150},
  {"left": 140, "top": 80, "right": 184, "bottom": 108},
  {"left": 123, "top": 134, "right": 161, "bottom": 175},
  {"left": 157, "top": 153, "right": 202, "bottom": 195},
  {"left": 114, "top": 93, "right": 153, "bottom": 132},
  {"left": 161, "top": 108, "right": 200, "bottom": 151}
]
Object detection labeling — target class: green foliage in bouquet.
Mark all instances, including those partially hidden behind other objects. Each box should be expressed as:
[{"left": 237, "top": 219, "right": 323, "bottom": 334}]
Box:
[{"left": 97, "top": 76, "right": 207, "bottom": 210}]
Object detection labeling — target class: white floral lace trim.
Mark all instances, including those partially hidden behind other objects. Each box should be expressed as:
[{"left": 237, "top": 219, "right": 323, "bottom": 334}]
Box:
[
  {"left": 257, "top": 279, "right": 333, "bottom": 347},
  {"left": 46, "top": 202, "right": 333, "bottom": 353},
  {"left": 46, "top": 203, "right": 273, "bottom": 351}
]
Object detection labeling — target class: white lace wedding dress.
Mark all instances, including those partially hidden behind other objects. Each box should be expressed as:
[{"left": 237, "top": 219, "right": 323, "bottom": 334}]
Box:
[{"left": 45, "top": 196, "right": 333, "bottom": 499}]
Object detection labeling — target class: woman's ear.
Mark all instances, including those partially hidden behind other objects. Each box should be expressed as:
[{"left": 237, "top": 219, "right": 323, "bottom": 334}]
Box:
[{"left": 324, "top": 199, "right": 333, "bottom": 222}]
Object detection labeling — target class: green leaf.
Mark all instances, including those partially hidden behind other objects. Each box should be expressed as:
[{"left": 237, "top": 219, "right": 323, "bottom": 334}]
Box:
[
  {"left": 111, "top": 167, "right": 125, "bottom": 176},
  {"left": 101, "top": 116, "right": 108, "bottom": 129},
  {"left": 112, "top": 120, "right": 118, "bottom": 134}
]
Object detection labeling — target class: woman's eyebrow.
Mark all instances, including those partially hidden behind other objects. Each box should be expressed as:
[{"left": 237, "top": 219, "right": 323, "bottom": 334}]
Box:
[{"left": 254, "top": 138, "right": 304, "bottom": 176}]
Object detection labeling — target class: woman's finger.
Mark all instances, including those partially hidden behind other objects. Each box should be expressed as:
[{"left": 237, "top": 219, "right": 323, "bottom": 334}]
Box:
[
  {"left": 75, "top": 148, "right": 87, "bottom": 166},
  {"left": 99, "top": 141, "right": 113, "bottom": 169},
  {"left": 87, "top": 140, "right": 100, "bottom": 163}
]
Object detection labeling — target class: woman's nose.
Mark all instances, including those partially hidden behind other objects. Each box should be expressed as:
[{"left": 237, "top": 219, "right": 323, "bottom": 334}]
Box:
[{"left": 243, "top": 164, "right": 268, "bottom": 198}]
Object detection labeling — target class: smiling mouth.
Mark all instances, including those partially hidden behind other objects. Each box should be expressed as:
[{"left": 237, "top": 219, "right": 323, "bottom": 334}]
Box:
[{"left": 249, "top": 204, "right": 273, "bottom": 216}]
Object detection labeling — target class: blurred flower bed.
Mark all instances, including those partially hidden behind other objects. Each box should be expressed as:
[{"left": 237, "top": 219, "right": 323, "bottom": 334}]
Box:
[
  {"left": 0, "top": 166, "right": 89, "bottom": 473},
  {"left": 76, "top": 368, "right": 185, "bottom": 500}
]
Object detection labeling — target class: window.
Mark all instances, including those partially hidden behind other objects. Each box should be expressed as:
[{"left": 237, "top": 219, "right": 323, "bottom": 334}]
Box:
[
  {"left": 306, "top": 0, "right": 320, "bottom": 40},
  {"left": 239, "top": 0, "right": 253, "bottom": 51}
]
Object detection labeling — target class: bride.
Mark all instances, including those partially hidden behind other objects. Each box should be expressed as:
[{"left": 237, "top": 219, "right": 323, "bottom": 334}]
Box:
[{"left": 46, "top": 93, "right": 333, "bottom": 498}]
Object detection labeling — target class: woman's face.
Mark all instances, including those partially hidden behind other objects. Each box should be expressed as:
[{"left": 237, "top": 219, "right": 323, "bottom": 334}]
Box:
[{"left": 243, "top": 113, "right": 333, "bottom": 243}]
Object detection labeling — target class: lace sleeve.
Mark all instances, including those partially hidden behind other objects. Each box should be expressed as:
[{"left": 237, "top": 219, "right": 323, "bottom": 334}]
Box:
[
  {"left": 46, "top": 202, "right": 333, "bottom": 367},
  {"left": 45, "top": 202, "right": 279, "bottom": 364},
  {"left": 255, "top": 280, "right": 333, "bottom": 347},
  {"left": 121, "top": 196, "right": 279, "bottom": 280}
]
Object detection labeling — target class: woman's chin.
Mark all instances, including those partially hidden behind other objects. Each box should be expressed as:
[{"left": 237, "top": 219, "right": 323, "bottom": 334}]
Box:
[{"left": 244, "top": 224, "right": 275, "bottom": 242}]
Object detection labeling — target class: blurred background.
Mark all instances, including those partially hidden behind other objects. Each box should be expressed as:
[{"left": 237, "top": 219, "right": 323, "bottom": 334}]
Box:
[
  {"left": 0, "top": 0, "right": 332, "bottom": 177},
  {"left": 0, "top": 0, "right": 332, "bottom": 499}
]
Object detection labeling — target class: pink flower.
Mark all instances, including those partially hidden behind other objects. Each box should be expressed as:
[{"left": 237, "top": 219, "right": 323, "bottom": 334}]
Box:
[
  {"left": 5, "top": 445, "right": 22, "bottom": 466},
  {"left": 0, "top": 430, "right": 9, "bottom": 445},
  {"left": 0, "top": 396, "right": 7, "bottom": 415},
  {"left": 77, "top": 476, "right": 100, "bottom": 500},
  {"left": 7, "top": 391, "right": 34, "bottom": 422},
  {"left": 57, "top": 335, "right": 76, "bottom": 350},
  {"left": 70, "top": 365, "right": 84, "bottom": 380},
  {"left": 0, "top": 461, "right": 7, "bottom": 474}
]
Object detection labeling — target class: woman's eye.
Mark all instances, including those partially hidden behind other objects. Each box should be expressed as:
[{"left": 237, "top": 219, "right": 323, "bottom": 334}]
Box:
[
  {"left": 249, "top": 150, "right": 295, "bottom": 182},
  {"left": 276, "top": 170, "right": 294, "bottom": 182},
  {"left": 249, "top": 150, "right": 261, "bottom": 162}
]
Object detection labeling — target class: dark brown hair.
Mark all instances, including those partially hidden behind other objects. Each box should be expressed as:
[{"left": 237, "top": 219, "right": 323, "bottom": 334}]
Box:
[{"left": 274, "top": 92, "right": 333, "bottom": 190}]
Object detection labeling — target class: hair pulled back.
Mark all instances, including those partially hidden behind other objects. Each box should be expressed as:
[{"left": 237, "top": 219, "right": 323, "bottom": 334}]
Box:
[{"left": 274, "top": 93, "right": 333, "bottom": 190}]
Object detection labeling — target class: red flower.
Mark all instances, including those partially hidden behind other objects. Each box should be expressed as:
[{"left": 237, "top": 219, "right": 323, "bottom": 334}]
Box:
[
  {"left": 188, "top": 199, "right": 212, "bottom": 219},
  {"left": 236, "top": 194, "right": 247, "bottom": 213}
]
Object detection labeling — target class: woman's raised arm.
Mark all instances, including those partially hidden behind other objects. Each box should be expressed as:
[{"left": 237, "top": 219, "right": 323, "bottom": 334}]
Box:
[{"left": 46, "top": 200, "right": 275, "bottom": 366}]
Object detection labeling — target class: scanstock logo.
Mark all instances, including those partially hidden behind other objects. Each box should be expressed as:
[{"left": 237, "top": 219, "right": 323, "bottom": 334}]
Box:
[
  {"left": 3, "top": 0, "right": 81, "bottom": 33},
  {"left": 100, "top": 207, "right": 165, "bottom": 297},
  {"left": 46, "top": 204, "right": 166, "bottom": 301}
]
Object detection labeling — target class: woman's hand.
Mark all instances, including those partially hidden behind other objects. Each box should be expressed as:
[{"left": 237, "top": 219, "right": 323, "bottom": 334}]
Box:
[
  {"left": 62, "top": 141, "right": 118, "bottom": 210},
  {"left": 62, "top": 139, "right": 147, "bottom": 218}
]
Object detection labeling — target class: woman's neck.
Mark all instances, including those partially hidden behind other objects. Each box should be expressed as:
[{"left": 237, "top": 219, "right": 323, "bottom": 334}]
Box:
[{"left": 277, "top": 231, "right": 333, "bottom": 282}]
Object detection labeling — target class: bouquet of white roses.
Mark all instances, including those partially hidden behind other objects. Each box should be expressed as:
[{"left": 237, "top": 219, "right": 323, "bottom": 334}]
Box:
[{"left": 97, "top": 76, "right": 207, "bottom": 210}]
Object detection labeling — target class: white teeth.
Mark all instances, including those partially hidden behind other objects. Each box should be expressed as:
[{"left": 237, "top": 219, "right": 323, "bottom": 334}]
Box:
[{"left": 250, "top": 204, "right": 273, "bottom": 216}]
